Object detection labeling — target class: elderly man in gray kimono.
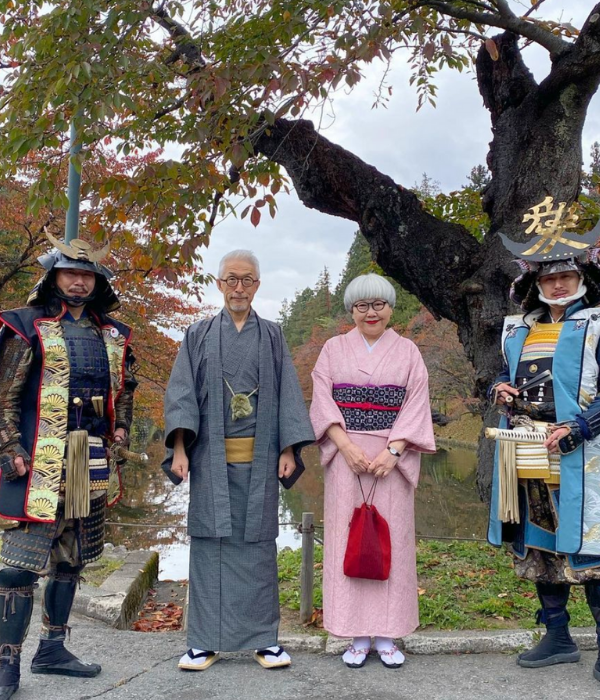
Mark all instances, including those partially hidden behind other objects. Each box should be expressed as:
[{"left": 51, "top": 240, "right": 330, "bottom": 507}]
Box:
[{"left": 163, "top": 249, "right": 314, "bottom": 671}]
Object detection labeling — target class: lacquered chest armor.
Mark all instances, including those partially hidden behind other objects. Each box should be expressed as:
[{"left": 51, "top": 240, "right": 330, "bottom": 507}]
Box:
[{"left": 62, "top": 318, "right": 110, "bottom": 437}]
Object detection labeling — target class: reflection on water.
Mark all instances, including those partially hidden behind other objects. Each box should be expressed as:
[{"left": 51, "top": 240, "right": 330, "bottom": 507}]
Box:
[{"left": 106, "top": 442, "right": 487, "bottom": 580}]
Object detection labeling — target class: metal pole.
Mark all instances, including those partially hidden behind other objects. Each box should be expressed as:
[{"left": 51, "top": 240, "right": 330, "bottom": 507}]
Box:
[
  {"left": 65, "top": 120, "right": 82, "bottom": 243},
  {"left": 299, "top": 512, "right": 315, "bottom": 624}
]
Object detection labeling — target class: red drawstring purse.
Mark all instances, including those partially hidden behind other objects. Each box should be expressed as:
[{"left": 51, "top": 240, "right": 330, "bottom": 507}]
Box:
[{"left": 343, "top": 476, "right": 391, "bottom": 581}]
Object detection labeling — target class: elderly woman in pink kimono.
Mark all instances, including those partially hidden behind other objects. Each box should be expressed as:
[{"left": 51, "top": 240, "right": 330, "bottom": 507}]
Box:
[{"left": 310, "top": 273, "right": 435, "bottom": 669}]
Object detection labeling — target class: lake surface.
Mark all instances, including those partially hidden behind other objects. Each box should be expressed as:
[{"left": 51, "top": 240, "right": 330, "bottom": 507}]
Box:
[{"left": 107, "top": 442, "right": 488, "bottom": 580}]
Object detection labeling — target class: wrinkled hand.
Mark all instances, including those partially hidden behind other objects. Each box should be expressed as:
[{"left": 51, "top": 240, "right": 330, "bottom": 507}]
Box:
[
  {"left": 494, "top": 382, "right": 519, "bottom": 405},
  {"left": 340, "top": 441, "right": 370, "bottom": 475},
  {"left": 368, "top": 448, "right": 398, "bottom": 478},
  {"left": 544, "top": 427, "right": 570, "bottom": 454},
  {"left": 171, "top": 450, "right": 189, "bottom": 481},
  {"left": 113, "top": 428, "right": 127, "bottom": 443},
  {"left": 278, "top": 447, "right": 296, "bottom": 479},
  {"left": 13, "top": 455, "right": 28, "bottom": 477}
]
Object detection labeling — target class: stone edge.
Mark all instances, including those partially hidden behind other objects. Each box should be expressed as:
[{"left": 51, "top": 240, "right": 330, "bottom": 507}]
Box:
[
  {"left": 72, "top": 550, "right": 159, "bottom": 630},
  {"left": 325, "top": 628, "right": 598, "bottom": 655},
  {"left": 69, "top": 553, "right": 598, "bottom": 657}
]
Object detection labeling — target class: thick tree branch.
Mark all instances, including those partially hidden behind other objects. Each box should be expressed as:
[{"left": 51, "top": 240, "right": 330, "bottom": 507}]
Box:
[
  {"left": 253, "top": 118, "right": 482, "bottom": 323},
  {"left": 149, "top": 3, "right": 206, "bottom": 70},
  {"left": 539, "top": 3, "right": 600, "bottom": 97},
  {"left": 476, "top": 32, "right": 537, "bottom": 127}
]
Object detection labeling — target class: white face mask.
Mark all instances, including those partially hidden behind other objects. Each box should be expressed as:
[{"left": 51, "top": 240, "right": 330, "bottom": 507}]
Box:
[{"left": 537, "top": 277, "right": 587, "bottom": 307}]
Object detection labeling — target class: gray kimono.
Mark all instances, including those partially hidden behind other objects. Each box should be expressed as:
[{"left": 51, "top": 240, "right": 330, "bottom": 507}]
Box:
[{"left": 163, "top": 308, "right": 314, "bottom": 651}]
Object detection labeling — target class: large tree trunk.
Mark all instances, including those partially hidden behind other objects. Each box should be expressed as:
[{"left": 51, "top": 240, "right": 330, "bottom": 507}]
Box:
[{"left": 254, "top": 23, "right": 600, "bottom": 502}]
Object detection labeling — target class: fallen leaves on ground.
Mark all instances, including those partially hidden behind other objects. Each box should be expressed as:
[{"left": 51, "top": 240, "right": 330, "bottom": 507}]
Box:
[
  {"left": 132, "top": 593, "right": 183, "bottom": 632},
  {"left": 304, "top": 608, "right": 323, "bottom": 628}
]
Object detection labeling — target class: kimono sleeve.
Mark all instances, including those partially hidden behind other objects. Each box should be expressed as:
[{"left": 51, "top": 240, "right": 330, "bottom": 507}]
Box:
[
  {"left": 164, "top": 326, "right": 201, "bottom": 450},
  {"left": 388, "top": 340, "right": 436, "bottom": 487},
  {"left": 0, "top": 328, "right": 33, "bottom": 459},
  {"left": 309, "top": 340, "right": 346, "bottom": 466},
  {"left": 277, "top": 329, "right": 315, "bottom": 453}
]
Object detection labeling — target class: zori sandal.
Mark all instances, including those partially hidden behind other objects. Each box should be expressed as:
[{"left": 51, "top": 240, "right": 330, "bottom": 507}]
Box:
[
  {"left": 178, "top": 649, "right": 220, "bottom": 671},
  {"left": 253, "top": 646, "right": 291, "bottom": 669}
]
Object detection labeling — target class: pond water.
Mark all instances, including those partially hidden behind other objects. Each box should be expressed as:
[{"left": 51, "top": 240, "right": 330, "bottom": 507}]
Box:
[{"left": 107, "top": 441, "right": 488, "bottom": 580}]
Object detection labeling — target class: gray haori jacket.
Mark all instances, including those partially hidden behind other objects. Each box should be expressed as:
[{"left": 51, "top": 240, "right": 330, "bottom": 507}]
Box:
[{"left": 163, "top": 310, "right": 315, "bottom": 543}]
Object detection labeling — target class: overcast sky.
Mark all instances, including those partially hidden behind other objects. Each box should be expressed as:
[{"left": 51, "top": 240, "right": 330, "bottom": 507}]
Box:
[{"left": 194, "top": 1, "right": 600, "bottom": 321}]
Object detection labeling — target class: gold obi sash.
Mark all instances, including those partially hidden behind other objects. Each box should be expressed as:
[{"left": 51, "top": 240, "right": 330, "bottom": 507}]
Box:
[{"left": 224, "top": 437, "right": 255, "bottom": 464}]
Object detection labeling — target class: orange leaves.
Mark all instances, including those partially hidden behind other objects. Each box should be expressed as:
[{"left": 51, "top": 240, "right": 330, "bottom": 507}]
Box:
[
  {"left": 131, "top": 598, "right": 183, "bottom": 632},
  {"left": 485, "top": 39, "right": 499, "bottom": 62},
  {"left": 304, "top": 608, "right": 323, "bottom": 628}
]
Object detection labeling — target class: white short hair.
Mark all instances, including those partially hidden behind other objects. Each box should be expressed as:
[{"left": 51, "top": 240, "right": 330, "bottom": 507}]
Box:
[
  {"left": 343, "top": 273, "right": 396, "bottom": 312},
  {"left": 218, "top": 249, "right": 260, "bottom": 278}
]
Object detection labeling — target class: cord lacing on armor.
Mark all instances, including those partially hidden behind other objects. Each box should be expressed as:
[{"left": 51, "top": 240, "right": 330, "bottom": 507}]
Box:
[
  {"left": 0, "top": 644, "right": 22, "bottom": 665},
  {"left": 0, "top": 588, "right": 34, "bottom": 623},
  {"left": 46, "top": 624, "right": 71, "bottom": 640},
  {"left": 50, "top": 572, "right": 85, "bottom": 588}
]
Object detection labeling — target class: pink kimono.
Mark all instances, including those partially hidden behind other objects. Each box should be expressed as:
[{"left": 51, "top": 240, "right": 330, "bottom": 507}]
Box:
[{"left": 310, "top": 327, "right": 435, "bottom": 638}]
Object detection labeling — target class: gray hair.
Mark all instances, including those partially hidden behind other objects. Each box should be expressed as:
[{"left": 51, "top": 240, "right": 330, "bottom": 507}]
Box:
[
  {"left": 218, "top": 249, "right": 260, "bottom": 278},
  {"left": 344, "top": 273, "right": 396, "bottom": 312}
]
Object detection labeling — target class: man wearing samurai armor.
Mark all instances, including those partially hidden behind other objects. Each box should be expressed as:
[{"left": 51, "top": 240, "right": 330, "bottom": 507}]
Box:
[
  {"left": 163, "top": 249, "right": 314, "bottom": 671},
  {"left": 488, "top": 196, "right": 600, "bottom": 680},
  {"left": 0, "top": 231, "right": 137, "bottom": 698}
]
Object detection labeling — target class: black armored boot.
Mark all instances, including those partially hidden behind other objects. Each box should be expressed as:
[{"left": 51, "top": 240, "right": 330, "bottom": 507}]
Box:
[
  {"left": 31, "top": 568, "right": 101, "bottom": 678},
  {"left": 0, "top": 572, "right": 36, "bottom": 700},
  {"left": 517, "top": 582, "right": 580, "bottom": 668},
  {"left": 584, "top": 581, "right": 600, "bottom": 682}
]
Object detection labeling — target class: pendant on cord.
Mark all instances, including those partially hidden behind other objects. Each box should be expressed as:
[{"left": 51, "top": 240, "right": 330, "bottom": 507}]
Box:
[{"left": 224, "top": 378, "right": 258, "bottom": 421}]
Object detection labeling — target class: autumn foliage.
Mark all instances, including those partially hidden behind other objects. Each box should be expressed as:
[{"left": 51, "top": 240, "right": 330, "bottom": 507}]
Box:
[{"left": 0, "top": 148, "right": 211, "bottom": 429}]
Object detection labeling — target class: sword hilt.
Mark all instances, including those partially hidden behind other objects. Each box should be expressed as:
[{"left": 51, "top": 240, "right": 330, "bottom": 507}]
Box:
[{"left": 110, "top": 444, "right": 149, "bottom": 465}]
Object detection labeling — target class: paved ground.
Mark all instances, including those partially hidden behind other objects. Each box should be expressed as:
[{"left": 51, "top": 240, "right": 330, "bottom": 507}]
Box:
[{"left": 10, "top": 609, "right": 600, "bottom": 700}]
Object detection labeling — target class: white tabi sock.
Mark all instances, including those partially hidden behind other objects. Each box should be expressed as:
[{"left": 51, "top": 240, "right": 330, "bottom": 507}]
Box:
[
  {"left": 260, "top": 645, "right": 291, "bottom": 663},
  {"left": 342, "top": 636, "right": 371, "bottom": 665},
  {"left": 374, "top": 636, "right": 394, "bottom": 652},
  {"left": 179, "top": 648, "right": 216, "bottom": 664},
  {"left": 374, "top": 636, "right": 405, "bottom": 666}
]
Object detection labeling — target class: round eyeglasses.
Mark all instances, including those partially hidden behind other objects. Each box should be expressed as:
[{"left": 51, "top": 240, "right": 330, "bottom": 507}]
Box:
[
  {"left": 220, "top": 276, "right": 259, "bottom": 288},
  {"left": 353, "top": 300, "right": 388, "bottom": 313}
]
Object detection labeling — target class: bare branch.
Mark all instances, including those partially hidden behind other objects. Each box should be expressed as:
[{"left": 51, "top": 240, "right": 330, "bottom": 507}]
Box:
[
  {"left": 407, "top": 0, "right": 569, "bottom": 56},
  {"left": 153, "top": 94, "right": 188, "bottom": 121},
  {"left": 254, "top": 118, "right": 482, "bottom": 323},
  {"left": 523, "top": 0, "right": 549, "bottom": 19}
]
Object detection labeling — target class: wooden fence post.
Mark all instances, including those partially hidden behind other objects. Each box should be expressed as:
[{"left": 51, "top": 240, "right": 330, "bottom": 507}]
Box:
[{"left": 299, "top": 512, "right": 315, "bottom": 624}]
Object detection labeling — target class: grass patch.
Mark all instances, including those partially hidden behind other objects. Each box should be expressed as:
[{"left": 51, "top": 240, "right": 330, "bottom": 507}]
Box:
[
  {"left": 278, "top": 540, "right": 595, "bottom": 631},
  {"left": 84, "top": 557, "right": 124, "bottom": 587},
  {"left": 278, "top": 546, "right": 323, "bottom": 611}
]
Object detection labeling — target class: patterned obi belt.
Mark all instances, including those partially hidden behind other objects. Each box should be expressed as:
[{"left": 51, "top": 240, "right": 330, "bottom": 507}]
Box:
[
  {"left": 61, "top": 435, "right": 110, "bottom": 492},
  {"left": 333, "top": 384, "right": 406, "bottom": 431}
]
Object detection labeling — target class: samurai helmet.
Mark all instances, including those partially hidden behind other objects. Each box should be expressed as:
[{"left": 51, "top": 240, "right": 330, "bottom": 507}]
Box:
[
  {"left": 499, "top": 196, "right": 600, "bottom": 263},
  {"left": 27, "top": 230, "right": 120, "bottom": 312},
  {"left": 502, "top": 197, "right": 600, "bottom": 311}
]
